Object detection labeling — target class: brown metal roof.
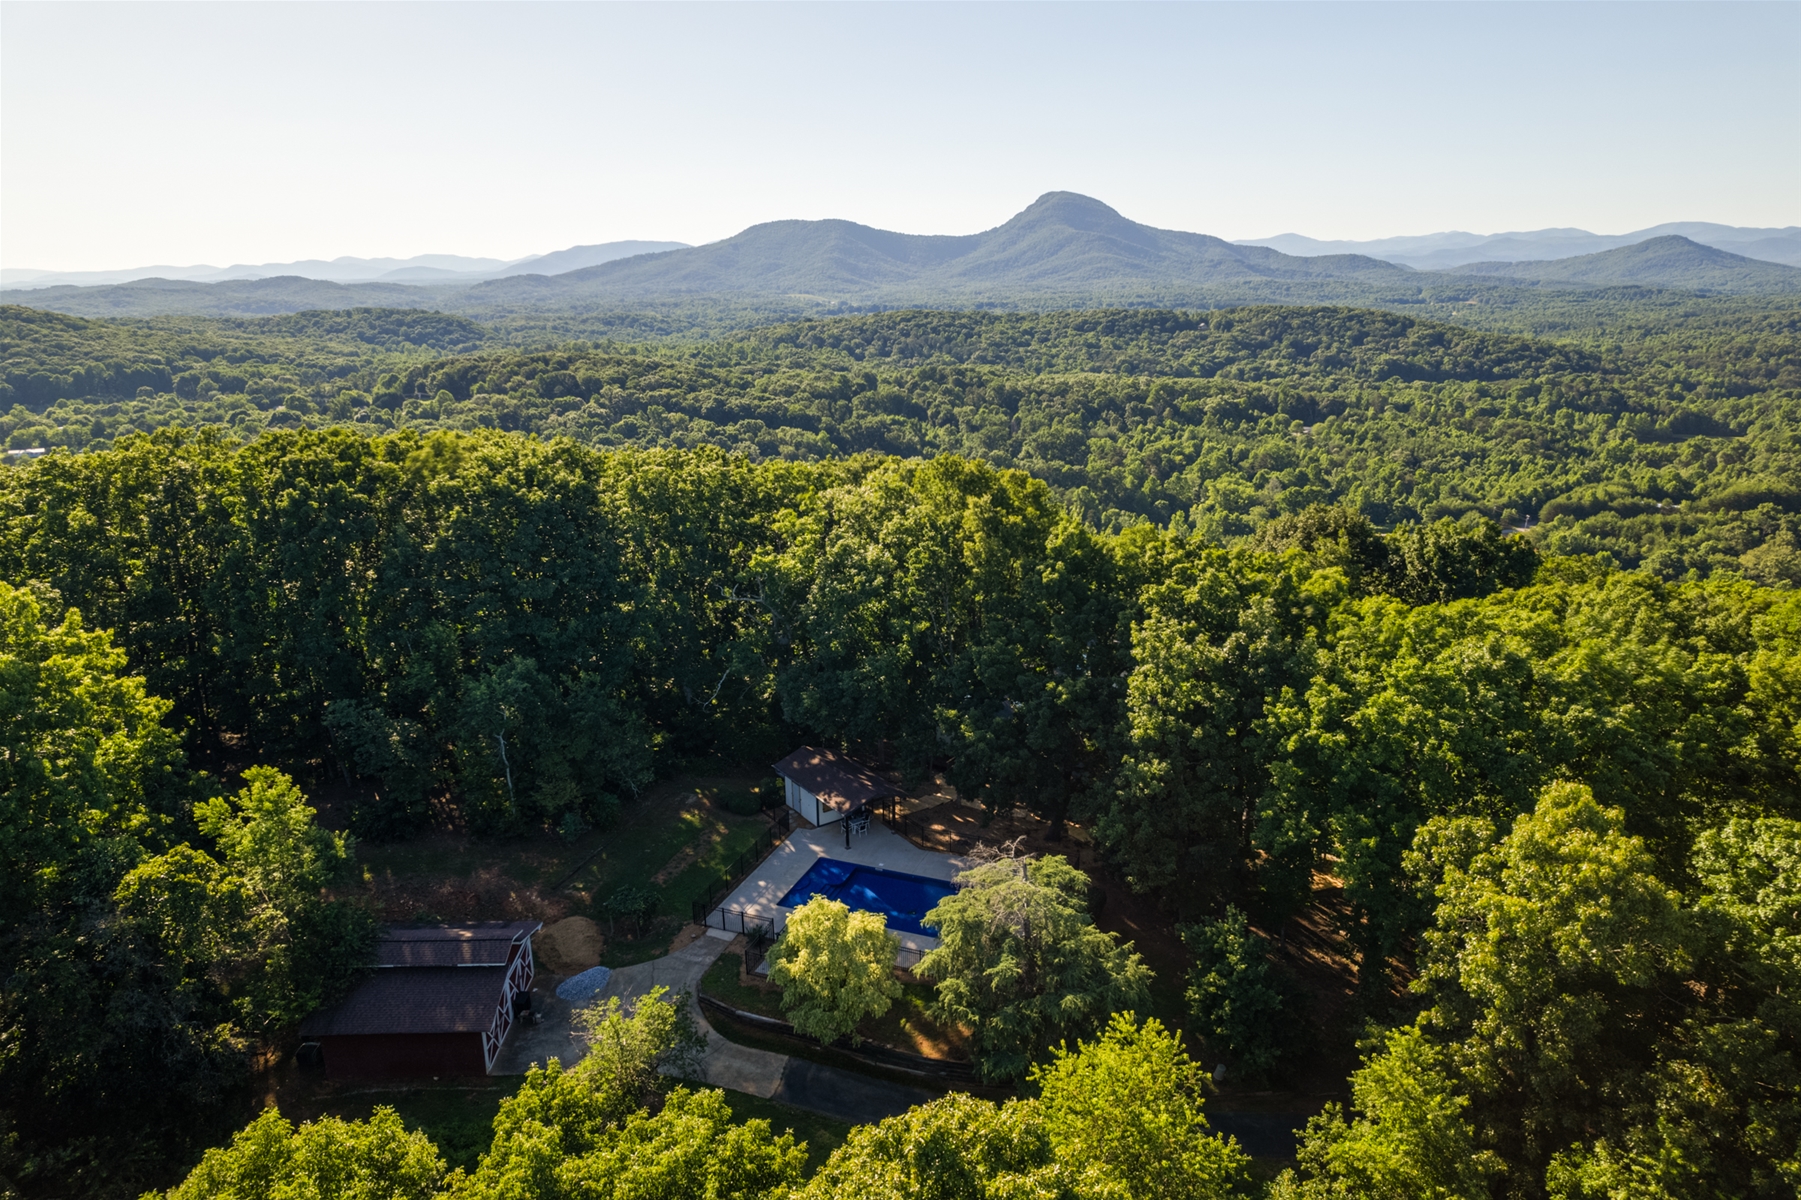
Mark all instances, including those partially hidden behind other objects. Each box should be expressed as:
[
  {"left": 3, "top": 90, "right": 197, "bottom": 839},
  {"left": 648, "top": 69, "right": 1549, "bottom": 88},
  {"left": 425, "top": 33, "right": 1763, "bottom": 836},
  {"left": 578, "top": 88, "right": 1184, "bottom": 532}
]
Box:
[
  {"left": 771, "top": 746, "right": 900, "bottom": 813},
  {"left": 373, "top": 921, "right": 541, "bottom": 968},
  {"left": 299, "top": 967, "right": 506, "bottom": 1037}
]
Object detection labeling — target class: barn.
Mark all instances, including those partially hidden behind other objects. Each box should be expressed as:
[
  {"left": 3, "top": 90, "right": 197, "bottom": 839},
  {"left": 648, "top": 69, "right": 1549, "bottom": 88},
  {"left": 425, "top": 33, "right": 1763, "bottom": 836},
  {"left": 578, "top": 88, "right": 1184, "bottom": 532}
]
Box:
[
  {"left": 298, "top": 921, "right": 541, "bottom": 1078},
  {"left": 773, "top": 746, "right": 901, "bottom": 827}
]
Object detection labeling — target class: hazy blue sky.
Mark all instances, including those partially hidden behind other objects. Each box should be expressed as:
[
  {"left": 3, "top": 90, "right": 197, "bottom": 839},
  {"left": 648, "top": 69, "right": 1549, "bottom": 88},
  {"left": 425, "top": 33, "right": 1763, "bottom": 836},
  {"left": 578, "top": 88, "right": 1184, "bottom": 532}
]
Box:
[{"left": 3, "top": 1, "right": 1797, "bottom": 270}]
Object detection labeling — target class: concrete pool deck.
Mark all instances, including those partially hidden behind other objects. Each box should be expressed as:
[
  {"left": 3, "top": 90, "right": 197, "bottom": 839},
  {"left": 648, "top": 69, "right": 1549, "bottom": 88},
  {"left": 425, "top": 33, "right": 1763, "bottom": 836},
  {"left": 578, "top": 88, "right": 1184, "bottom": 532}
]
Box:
[{"left": 706, "top": 820, "right": 969, "bottom": 959}]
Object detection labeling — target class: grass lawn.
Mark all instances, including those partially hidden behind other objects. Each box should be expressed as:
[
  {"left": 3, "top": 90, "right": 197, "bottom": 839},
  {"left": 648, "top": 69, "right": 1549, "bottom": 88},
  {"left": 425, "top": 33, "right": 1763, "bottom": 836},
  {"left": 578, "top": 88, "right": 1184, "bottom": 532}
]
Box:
[
  {"left": 701, "top": 952, "right": 971, "bottom": 1061},
  {"left": 859, "top": 980, "right": 971, "bottom": 1060},
  {"left": 560, "top": 775, "right": 778, "bottom": 914},
  {"left": 717, "top": 1088, "right": 854, "bottom": 1175},
  {"left": 700, "top": 950, "right": 787, "bottom": 1019}
]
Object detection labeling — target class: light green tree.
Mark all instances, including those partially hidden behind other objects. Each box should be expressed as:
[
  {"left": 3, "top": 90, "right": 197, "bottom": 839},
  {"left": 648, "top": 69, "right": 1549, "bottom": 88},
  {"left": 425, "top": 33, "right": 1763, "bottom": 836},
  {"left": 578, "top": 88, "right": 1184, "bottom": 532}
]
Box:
[
  {"left": 1545, "top": 815, "right": 1801, "bottom": 1198},
  {"left": 1033, "top": 1013, "right": 1251, "bottom": 1200},
  {"left": 536, "top": 1088, "right": 805, "bottom": 1200},
  {"left": 162, "top": 1106, "right": 447, "bottom": 1200},
  {"left": 1262, "top": 567, "right": 1800, "bottom": 991},
  {"left": 1282, "top": 782, "right": 1801, "bottom": 1197},
  {"left": 456, "top": 987, "right": 799, "bottom": 1200},
  {"left": 0, "top": 579, "right": 185, "bottom": 930},
  {"left": 195, "top": 766, "right": 352, "bottom": 915},
  {"left": 802, "top": 1015, "right": 1247, "bottom": 1199},
  {"left": 1270, "top": 1026, "right": 1499, "bottom": 1200},
  {"left": 766, "top": 896, "right": 902, "bottom": 1045},
  {"left": 798, "top": 1092, "right": 1075, "bottom": 1200},
  {"left": 573, "top": 984, "right": 707, "bottom": 1101},
  {"left": 1411, "top": 780, "right": 1692, "bottom": 1178},
  {"left": 918, "top": 848, "right": 1151, "bottom": 1081},
  {"left": 119, "top": 766, "right": 372, "bottom": 1031}
]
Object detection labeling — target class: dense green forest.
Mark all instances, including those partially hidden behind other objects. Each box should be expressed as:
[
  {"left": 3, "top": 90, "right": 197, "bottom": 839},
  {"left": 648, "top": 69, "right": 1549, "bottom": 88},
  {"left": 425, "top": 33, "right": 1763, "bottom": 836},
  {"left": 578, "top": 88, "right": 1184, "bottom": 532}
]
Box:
[
  {"left": 4, "top": 301, "right": 1799, "bottom": 581},
  {"left": 3, "top": 294, "right": 1799, "bottom": 1197},
  {"left": 4, "top": 425, "right": 1799, "bottom": 1197}
]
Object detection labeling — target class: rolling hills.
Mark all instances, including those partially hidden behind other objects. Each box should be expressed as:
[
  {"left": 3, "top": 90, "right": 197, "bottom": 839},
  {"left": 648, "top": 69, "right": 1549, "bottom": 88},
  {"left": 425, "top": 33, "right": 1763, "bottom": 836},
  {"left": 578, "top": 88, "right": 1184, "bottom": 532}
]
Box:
[
  {"left": 1451, "top": 235, "right": 1801, "bottom": 292},
  {"left": 496, "top": 240, "right": 690, "bottom": 277},
  {"left": 1242, "top": 221, "right": 1801, "bottom": 269},
  {"left": 4, "top": 302, "right": 1797, "bottom": 585},
  {"left": 0, "top": 241, "right": 694, "bottom": 290},
  {"left": 0, "top": 275, "right": 453, "bottom": 317}
]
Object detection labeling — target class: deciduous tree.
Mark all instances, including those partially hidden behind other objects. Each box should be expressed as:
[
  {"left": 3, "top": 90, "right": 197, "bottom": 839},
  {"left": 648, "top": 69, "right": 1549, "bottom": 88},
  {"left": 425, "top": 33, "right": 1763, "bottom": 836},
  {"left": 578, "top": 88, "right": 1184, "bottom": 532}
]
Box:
[
  {"left": 766, "top": 896, "right": 902, "bottom": 1046},
  {"left": 1182, "top": 907, "right": 1286, "bottom": 1077},
  {"left": 162, "top": 1107, "right": 447, "bottom": 1200},
  {"left": 1033, "top": 1013, "right": 1251, "bottom": 1200},
  {"left": 917, "top": 849, "right": 1150, "bottom": 1081}
]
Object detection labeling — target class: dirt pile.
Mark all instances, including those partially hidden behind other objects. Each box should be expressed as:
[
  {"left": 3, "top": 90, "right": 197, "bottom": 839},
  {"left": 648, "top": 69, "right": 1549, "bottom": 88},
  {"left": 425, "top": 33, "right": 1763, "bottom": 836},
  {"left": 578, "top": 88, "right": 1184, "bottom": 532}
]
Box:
[{"left": 535, "top": 916, "right": 604, "bottom": 974}]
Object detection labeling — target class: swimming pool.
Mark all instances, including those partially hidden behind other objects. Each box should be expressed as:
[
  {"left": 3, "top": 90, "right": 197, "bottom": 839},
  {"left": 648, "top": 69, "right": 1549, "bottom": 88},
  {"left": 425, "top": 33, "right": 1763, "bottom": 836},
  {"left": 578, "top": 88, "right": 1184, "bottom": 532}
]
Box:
[{"left": 776, "top": 858, "right": 957, "bottom": 936}]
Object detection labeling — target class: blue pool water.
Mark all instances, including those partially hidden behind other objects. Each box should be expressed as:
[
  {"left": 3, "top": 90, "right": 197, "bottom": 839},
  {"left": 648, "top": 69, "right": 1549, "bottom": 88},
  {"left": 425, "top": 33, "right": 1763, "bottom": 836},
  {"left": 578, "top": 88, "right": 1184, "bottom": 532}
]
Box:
[{"left": 777, "top": 858, "right": 957, "bottom": 935}]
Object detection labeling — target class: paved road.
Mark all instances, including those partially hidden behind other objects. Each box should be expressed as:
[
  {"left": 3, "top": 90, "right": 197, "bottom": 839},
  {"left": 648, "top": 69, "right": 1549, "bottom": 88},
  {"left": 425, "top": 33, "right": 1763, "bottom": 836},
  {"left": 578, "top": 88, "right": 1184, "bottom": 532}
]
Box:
[
  {"left": 496, "top": 931, "right": 935, "bottom": 1125},
  {"left": 1208, "top": 1112, "right": 1303, "bottom": 1160}
]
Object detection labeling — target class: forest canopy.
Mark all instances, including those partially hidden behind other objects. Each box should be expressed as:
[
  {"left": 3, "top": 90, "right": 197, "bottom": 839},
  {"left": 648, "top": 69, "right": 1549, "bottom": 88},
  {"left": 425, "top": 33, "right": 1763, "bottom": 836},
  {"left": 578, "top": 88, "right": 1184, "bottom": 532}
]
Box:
[
  {"left": 3, "top": 293, "right": 1799, "bottom": 1198},
  {"left": 4, "top": 302, "right": 1798, "bottom": 580},
  {"left": 5, "top": 434, "right": 1796, "bottom": 1196}
]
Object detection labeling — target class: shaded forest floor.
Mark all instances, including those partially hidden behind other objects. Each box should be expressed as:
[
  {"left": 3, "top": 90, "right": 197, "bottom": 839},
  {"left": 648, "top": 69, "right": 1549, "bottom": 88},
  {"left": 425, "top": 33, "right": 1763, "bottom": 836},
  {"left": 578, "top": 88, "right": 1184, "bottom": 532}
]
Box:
[
  {"left": 326, "top": 764, "right": 788, "bottom": 964},
  {"left": 894, "top": 796, "right": 1375, "bottom": 1113}
]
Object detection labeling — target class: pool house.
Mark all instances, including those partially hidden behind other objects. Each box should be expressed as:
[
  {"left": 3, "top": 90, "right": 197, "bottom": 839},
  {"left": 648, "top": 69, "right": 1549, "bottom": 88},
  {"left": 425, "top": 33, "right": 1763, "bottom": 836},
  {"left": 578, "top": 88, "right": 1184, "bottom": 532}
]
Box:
[{"left": 772, "top": 745, "right": 900, "bottom": 829}]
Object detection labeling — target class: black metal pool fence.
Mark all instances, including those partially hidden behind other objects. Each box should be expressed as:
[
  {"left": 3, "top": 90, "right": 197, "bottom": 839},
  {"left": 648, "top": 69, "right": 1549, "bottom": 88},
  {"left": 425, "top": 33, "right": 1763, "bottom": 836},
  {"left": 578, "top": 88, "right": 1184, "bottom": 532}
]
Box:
[
  {"left": 698, "top": 903, "right": 930, "bottom": 970},
  {"left": 880, "top": 804, "right": 933, "bottom": 847},
  {"left": 689, "top": 808, "right": 792, "bottom": 925}
]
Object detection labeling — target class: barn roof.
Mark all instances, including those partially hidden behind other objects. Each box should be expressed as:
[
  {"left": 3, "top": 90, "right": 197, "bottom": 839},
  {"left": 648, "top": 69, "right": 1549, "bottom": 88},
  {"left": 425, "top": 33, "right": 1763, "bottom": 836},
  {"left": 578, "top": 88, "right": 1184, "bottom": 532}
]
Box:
[
  {"left": 298, "top": 967, "right": 507, "bottom": 1037},
  {"left": 772, "top": 746, "right": 900, "bottom": 813},
  {"left": 374, "top": 921, "right": 541, "bottom": 968},
  {"left": 298, "top": 922, "right": 541, "bottom": 1039}
]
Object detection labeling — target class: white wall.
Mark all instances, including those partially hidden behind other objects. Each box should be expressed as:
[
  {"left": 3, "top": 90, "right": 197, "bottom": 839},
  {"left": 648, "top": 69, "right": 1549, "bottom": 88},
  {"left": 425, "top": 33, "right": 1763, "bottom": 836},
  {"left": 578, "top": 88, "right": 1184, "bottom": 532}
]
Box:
[{"left": 783, "top": 777, "right": 841, "bottom": 825}]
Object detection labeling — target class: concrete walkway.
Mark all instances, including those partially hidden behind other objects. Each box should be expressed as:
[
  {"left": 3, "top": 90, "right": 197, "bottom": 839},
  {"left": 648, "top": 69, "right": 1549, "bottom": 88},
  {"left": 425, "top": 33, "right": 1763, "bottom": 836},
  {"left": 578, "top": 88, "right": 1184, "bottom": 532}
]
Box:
[
  {"left": 494, "top": 933, "right": 729, "bottom": 1077},
  {"left": 493, "top": 931, "right": 937, "bottom": 1126}
]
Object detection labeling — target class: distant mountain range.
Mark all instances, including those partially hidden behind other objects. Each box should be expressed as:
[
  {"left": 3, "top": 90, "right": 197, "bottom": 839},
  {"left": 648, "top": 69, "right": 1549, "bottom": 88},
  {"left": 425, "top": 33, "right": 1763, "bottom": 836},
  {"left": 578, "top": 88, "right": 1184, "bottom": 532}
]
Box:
[
  {"left": 0, "top": 240, "right": 689, "bottom": 290},
  {"left": 464, "top": 193, "right": 1414, "bottom": 307},
  {"left": 1239, "top": 222, "right": 1801, "bottom": 269},
  {"left": 4, "top": 194, "right": 1797, "bottom": 319}
]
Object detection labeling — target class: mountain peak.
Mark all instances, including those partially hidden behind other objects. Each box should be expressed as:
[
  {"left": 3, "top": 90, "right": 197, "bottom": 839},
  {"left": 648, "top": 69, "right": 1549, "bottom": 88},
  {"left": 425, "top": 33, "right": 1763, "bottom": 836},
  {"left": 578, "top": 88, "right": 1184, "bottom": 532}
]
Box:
[
  {"left": 1629, "top": 234, "right": 1711, "bottom": 253},
  {"left": 1008, "top": 191, "right": 1132, "bottom": 232}
]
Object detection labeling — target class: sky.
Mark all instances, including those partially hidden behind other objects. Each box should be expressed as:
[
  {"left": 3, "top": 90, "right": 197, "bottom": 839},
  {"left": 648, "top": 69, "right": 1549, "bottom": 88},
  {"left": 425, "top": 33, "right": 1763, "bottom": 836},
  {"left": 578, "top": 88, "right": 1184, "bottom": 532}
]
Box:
[{"left": 2, "top": 1, "right": 1797, "bottom": 271}]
